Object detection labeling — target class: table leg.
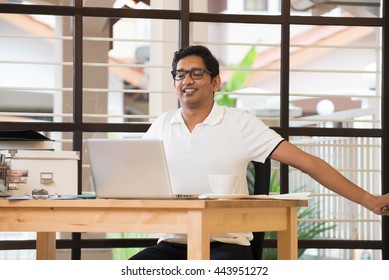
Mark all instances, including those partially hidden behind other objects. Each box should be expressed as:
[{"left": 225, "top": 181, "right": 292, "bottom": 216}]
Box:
[
  {"left": 36, "top": 232, "right": 56, "bottom": 260},
  {"left": 187, "top": 210, "right": 210, "bottom": 260},
  {"left": 277, "top": 207, "right": 298, "bottom": 260}
]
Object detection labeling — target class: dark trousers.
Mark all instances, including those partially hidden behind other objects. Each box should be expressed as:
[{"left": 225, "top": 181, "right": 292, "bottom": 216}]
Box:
[{"left": 129, "top": 241, "right": 253, "bottom": 260}]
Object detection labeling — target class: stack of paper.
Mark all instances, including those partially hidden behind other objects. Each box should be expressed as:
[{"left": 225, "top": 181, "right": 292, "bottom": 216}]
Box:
[{"left": 198, "top": 192, "right": 311, "bottom": 200}]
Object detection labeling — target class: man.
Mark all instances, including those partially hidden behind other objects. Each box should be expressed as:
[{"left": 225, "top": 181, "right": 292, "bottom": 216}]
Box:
[{"left": 130, "top": 45, "right": 389, "bottom": 260}]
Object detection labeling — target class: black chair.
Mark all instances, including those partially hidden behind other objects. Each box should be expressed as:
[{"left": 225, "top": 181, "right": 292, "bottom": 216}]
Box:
[{"left": 249, "top": 160, "right": 271, "bottom": 259}]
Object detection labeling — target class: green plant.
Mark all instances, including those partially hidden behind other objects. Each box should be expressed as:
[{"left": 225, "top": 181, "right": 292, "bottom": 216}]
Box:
[{"left": 215, "top": 45, "right": 257, "bottom": 107}]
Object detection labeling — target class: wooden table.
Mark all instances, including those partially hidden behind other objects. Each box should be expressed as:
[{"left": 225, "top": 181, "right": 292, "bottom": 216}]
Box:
[{"left": 0, "top": 198, "right": 307, "bottom": 260}]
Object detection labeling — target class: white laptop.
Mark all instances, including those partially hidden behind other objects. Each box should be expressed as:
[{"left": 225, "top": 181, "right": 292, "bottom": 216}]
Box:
[{"left": 86, "top": 138, "right": 186, "bottom": 199}]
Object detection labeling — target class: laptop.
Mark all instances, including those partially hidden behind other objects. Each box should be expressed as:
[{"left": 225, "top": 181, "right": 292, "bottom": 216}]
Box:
[{"left": 86, "top": 138, "right": 189, "bottom": 199}]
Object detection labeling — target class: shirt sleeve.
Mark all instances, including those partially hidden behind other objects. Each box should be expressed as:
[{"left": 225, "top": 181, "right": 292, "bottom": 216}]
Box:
[{"left": 238, "top": 110, "right": 284, "bottom": 163}]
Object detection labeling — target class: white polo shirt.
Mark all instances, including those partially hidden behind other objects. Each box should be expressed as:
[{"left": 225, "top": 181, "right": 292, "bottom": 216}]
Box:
[{"left": 144, "top": 103, "right": 284, "bottom": 245}]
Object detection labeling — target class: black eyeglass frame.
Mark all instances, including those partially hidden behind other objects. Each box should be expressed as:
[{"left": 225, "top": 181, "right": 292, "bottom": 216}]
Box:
[{"left": 171, "top": 67, "right": 213, "bottom": 81}]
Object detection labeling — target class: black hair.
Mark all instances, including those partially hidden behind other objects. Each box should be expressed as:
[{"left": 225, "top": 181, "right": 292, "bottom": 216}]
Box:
[{"left": 171, "top": 45, "right": 220, "bottom": 79}]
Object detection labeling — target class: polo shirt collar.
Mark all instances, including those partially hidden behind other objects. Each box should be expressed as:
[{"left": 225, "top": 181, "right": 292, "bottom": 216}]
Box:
[{"left": 171, "top": 102, "right": 225, "bottom": 126}]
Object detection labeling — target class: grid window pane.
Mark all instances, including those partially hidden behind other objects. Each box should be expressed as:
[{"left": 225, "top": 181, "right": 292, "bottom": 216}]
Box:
[
  {"left": 83, "top": 0, "right": 180, "bottom": 10},
  {"left": 290, "top": 0, "right": 382, "bottom": 18},
  {"left": 2, "top": 0, "right": 73, "bottom": 6},
  {"left": 192, "top": 22, "right": 282, "bottom": 127},
  {"left": 0, "top": 14, "right": 73, "bottom": 123},
  {"left": 289, "top": 25, "right": 382, "bottom": 129},
  {"left": 82, "top": 17, "right": 179, "bottom": 124},
  {"left": 300, "top": 248, "right": 382, "bottom": 260},
  {"left": 290, "top": 136, "right": 382, "bottom": 248},
  {"left": 191, "top": 0, "right": 281, "bottom": 15}
]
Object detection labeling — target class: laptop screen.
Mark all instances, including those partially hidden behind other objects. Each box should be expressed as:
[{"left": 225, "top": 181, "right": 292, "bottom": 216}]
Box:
[{"left": 86, "top": 138, "right": 174, "bottom": 198}]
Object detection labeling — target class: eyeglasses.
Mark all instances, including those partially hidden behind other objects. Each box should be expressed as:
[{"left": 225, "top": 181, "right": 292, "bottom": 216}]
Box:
[{"left": 171, "top": 68, "right": 212, "bottom": 81}]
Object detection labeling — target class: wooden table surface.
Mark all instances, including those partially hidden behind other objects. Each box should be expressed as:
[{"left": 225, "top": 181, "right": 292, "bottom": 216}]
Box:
[{"left": 0, "top": 198, "right": 308, "bottom": 260}]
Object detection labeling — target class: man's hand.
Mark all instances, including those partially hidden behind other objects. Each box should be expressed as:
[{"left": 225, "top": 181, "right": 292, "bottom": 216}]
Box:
[{"left": 382, "top": 205, "right": 389, "bottom": 216}]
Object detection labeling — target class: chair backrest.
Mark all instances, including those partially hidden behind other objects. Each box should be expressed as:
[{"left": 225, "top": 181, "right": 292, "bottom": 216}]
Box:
[{"left": 249, "top": 160, "right": 271, "bottom": 259}]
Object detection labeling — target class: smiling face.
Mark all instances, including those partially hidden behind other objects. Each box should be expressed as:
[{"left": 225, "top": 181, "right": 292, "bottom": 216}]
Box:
[{"left": 174, "top": 55, "right": 220, "bottom": 110}]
